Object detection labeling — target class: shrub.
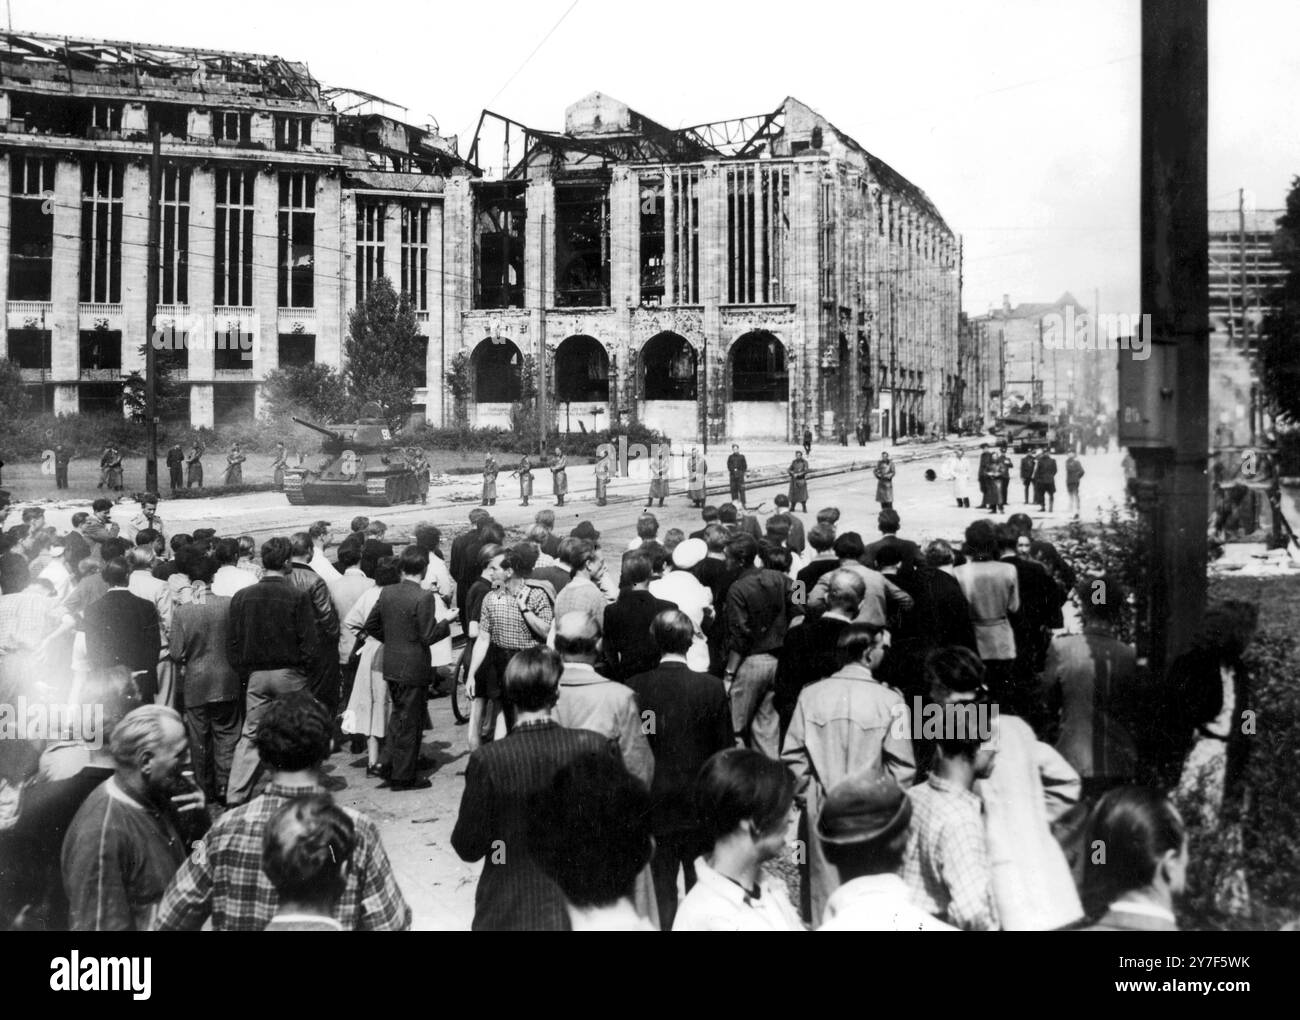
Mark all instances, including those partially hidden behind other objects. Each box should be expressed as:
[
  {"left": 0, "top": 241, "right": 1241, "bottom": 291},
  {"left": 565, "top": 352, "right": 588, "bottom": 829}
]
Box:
[{"left": 1052, "top": 500, "right": 1147, "bottom": 642}]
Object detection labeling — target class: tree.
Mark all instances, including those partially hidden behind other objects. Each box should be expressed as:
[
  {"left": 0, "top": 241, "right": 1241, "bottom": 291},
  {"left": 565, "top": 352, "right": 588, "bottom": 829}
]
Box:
[
  {"left": 262, "top": 363, "right": 354, "bottom": 425},
  {"left": 0, "top": 358, "right": 30, "bottom": 421},
  {"left": 123, "top": 337, "right": 188, "bottom": 424},
  {"left": 1260, "top": 176, "right": 1300, "bottom": 423},
  {"left": 344, "top": 276, "right": 423, "bottom": 431}
]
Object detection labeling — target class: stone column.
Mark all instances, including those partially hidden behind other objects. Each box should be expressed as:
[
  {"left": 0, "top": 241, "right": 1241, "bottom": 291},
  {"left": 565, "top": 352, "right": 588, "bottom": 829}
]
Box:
[
  {"left": 252, "top": 169, "right": 280, "bottom": 391},
  {"left": 314, "top": 173, "right": 342, "bottom": 370},
  {"left": 51, "top": 160, "right": 82, "bottom": 408},
  {"left": 187, "top": 168, "right": 216, "bottom": 428},
  {"left": 120, "top": 163, "right": 149, "bottom": 385}
]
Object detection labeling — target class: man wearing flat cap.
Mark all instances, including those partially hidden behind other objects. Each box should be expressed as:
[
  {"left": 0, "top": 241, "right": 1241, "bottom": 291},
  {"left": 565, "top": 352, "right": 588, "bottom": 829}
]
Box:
[{"left": 817, "top": 775, "right": 954, "bottom": 931}]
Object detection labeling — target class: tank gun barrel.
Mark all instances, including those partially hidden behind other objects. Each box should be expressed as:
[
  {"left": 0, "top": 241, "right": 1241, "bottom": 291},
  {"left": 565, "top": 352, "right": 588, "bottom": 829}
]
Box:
[{"left": 292, "top": 417, "right": 343, "bottom": 442}]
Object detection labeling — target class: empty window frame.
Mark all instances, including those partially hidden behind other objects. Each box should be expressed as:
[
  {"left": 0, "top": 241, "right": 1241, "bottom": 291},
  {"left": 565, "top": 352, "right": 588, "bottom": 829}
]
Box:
[
  {"left": 79, "top": 162, "right": 123, "bottom": 303},
  {"left": 819, "top": 178, "right": 835, "bottom": 297},
  {"left": 277, "top": 333, "right": 316, "bottom": 367},
  {"left": 474, "top": 181, "right": 526, "bottom": 309},
  {"left": 215, "top": 170, "right": 255, "bottom": 306},
  {"left": 355, "top": 199, "right": 386, "bottom": 304},
  {"left": 554, "top": 182, "right": 610, "bottom": 307},
  {"left": 278, "top": 173, "right": 316, "bottom": 308},
  {"left": 667, "top": 168, "right": 700, "bottom": 305},
  {"left": 275, "top": 115, "right": 313, "bottom": 151},
  {"left": 639, "top": 177, "right": 665, "bottom": 305},
  {"left": 213, "top": 110, "right": 252, "bottom": 143},
  {"left": 160, "top": 166, "right": 190, "bottom": 305},
  {"left": 6, "top": 329, "right": 51, "bottom": 369},
  {"left": 151, "top": 104, "right": 189, "bottom": 140},
  {"left": 401, "top": 202, "right": 430, "bottom": 312},
  {"left": 726, "top": 164, "right": 789, "bottom": 304},
  {"left": 9, "top": 156, "right": 55, "bottom": 300},
  {"left": 79, "top": 329, "right": 122, "bottom": 370}
]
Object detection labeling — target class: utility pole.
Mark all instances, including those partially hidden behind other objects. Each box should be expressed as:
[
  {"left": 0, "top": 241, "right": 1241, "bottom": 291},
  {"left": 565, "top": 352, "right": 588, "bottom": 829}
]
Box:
[
  {"left": 1120, "top": 0, "right": 1208, "bottom": 674},
  {"left": 144, "top": 124, "right": 161, "bottom": 494}
]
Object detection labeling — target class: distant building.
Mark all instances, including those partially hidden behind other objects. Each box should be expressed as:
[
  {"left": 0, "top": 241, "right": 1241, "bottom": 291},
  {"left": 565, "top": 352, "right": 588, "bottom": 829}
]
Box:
[{"left": 1208, "top": 207, "right": 1282, "bottom": 447}]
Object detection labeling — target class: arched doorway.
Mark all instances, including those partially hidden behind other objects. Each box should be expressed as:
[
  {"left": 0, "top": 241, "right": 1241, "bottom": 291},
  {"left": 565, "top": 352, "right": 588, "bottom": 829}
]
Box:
[
  {"left": 727, "top": 330, "right": 789, "bottom": 438},
  {"left": 639, "top": 331, "right": 698, "bottom": 440},
  {"left": 554, "top": 334, "right": 609, "bottom": 433},
  {"left": 471, "top": 337, "right": 523, "bottom": 427}
]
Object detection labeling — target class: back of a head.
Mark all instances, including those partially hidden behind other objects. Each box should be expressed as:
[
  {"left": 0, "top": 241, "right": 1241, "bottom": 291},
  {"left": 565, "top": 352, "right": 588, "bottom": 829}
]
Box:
[
  {"left": 530, "top": 751, "right": 653, "bottom": 910},
  {"left": 134, "top": 527, "right": 159, "bottom": 549},
  {"left": 504, "top": 542, "right": 538, "bottom": 578},
  {"left": 701, "top": 505, "right": 719, "bottom": 524},
  {"left": 651, "top": 608, "right": 695, "bottom": 658},
  {"left": 765, "top": 515, "right": 791, "bottom": 543},
  {"left": 255, "top": 692, "right": 332, "bottom": 773},
  {"left": 336, "top": 541, "right": 361, "bottom": 571},
  {"left": 636, "top": 514, "right": 659, "bottom": 541},
  {"left": 877, "top": 508, "right": 901, "bottom": 534},
  {"left": 308, "top": 520, "right": 331, "bottom": 542},
  {"left": 816, "top": 507, "right": 841, "bottom": 527},
  {"left": 717, "top": 503, "right": 738, "bottom": 525},
  {"left": 101, "top": 537, "right": 132, "bottom": 561},
  {"left": 994, "top": 522, "right": 1020, "bottom": 553},
  {"left": 759, "top": 542, "right": 791, "bottom": 574},
  {"left": 807, "top": 523, "right": 836, "bottom": 554},
  {"left": 127, "top": 546, "right": 154, "bottom": 572},
  {"left": 620, "top": 550, "right": 653, "bottom": 588},
  {"left": 261, "top": 536, "right": 292, "bottom": 573},
  {"left": 350, "top": 516, "right": 370, "bottom": 534},
  {"left": 262, "top": 794, "right": 357, "bottom": 908},
  {"left": 176, "top": 544, "right": 212, "bottom": 582},
  {"left": 476, "top": 543, "right": 504, "bottom": 571},
  {"left": 398, "top": 544, "right": 429, "bottom": 578},
  {"left": 1077, "top": 575, "right": 1126, "bottom": 628},
  {"left": 480, "top": 522, "right": 506, "bottom": 546},
  {"left": 874, "top": 545, "right": 905, "bottom": 571},
  {"left": 1083, "top": 786, "right": 1186, "bottom": 917},
  {"left": 836, "top": 621, "right": 883, "bottom": 669},
  {"left": 238, "top": 535, "right": 257, "bottom": 560},
  {"left": 374, "top": 556, "right": 402, "bottom": 587},
  {"left": 832, "top": 531, "right": 865, "bottom": 561},
  {"left": 702, "top": 523, "right": 729, "bottom": 554},
  {"left": 534, "top": 509, "right": 556, "bottom": 531},
  {"left": 525, "top": 523, "right": 550, "bottom": 547},
  {"left": 726, "top": 533, "right": 759, "bottom": 569},
  {"left": 289, "top": 532, "right": 314, "bottom": 561},
  {"left": 663, "top": 528, "right": 685, "bottom": 555},
  {"left": 695, "top": 748, "right": 795, "bottom": 845},
  {"left": 554, "top": 611, "right": 601, "bottom": 661},
  {"left": 826, "top": 568, "right": 866, "bottom": 615},
  {"left": 503, "top": 645, "right": 563, "bottom": 712},
  {"left": 963, "top": 520, "right": 999, "bottom": 561},
  {"left": 414, "top": 523, "right": 441, "bottom": 552},
  {"left": 1006, "top": 512, "right": 1034, "bottom": 537},
  {"left": 102, "top": 557, "right": 130, "bottom": 588},
  {"left": 214, "top": 537, "right": 240, "bottom": 567},
  {"left": 925, "top": 646, "right": 986, "bottom": 696},
  {"left": 924, "top": 539, "right": 955, "bottom": 568}
]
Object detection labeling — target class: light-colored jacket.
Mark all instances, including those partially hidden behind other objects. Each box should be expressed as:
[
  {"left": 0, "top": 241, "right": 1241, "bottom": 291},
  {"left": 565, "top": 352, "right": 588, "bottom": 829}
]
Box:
[
  {"left": 807, "top": 561, "right": 914, "bottom": 626},
  {"left": 954, "top": 560, "right": 1019, "bottom": 660},
  {"left": 976, "top": 713, "right": 1083, "bottom": 930},
  {"left": 555, "top": 661, "right": 655, "bottom": 788}
]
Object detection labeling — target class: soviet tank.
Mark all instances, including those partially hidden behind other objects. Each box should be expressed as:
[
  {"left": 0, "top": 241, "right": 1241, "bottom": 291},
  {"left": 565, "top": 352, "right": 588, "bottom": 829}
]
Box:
[{"left": 283, "top": 402, "right": 427, "bottom": 506}]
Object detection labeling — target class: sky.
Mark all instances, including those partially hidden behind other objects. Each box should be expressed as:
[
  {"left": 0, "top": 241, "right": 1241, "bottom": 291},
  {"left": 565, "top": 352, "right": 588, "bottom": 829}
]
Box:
[{"left": 8, "top": 0, "right": 1298, "bottom": 317}]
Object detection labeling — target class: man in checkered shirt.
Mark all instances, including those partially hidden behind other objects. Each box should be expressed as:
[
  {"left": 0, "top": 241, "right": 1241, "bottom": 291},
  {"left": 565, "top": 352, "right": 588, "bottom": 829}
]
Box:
[
  {"left": 901, "top": 731, "right": 998, "bottom": 931},
  {"left": 154, "top": 692, "right": 410, "bottom": 931}
]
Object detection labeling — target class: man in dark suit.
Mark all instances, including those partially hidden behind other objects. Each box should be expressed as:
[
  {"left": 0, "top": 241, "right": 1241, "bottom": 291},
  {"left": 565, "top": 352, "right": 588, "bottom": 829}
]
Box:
[
  {"left": 725, "top": 445, "right": 748, "bottom": 507},
  {"left": 451, "top": 510, "right": 490, "bottom": 630},
  {"left": 364, "top": 546, "right": 451, "bottom": 790},
  {"left": 875, "top": 546, "right": 977, "bottom": 701},
  {"left": 976, "top": 443, "right": 994, "bottom": 509},
  {"left": 84, "top": 557, "right": 161, "bottom": 702},
  {"left": 625, "top": 610, "right": 733, "bottom": 928},
  {"left": 452, "top": 645, "right": 617, "bottom": 930},
  {"left": 1033, "top": 450, "right": 1058, "bottom": 512},
  {"left": 861, "top": 509, "right": 922, "bottom": 571},
  {"left": 165, "top": 443, "right": 185, "bottom": 493},
  {"left": 775, "top": 569, "right": 863, "bottom": 736},
  {"left": 602, "top": 551, "right": 675, "bottom": 682}
]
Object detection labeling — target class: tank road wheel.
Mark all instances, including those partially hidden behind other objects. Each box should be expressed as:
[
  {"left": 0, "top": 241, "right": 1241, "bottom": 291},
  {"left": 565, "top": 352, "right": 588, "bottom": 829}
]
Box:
[{"left": 283, "top": 473, "right": 307, "bottom": 505}]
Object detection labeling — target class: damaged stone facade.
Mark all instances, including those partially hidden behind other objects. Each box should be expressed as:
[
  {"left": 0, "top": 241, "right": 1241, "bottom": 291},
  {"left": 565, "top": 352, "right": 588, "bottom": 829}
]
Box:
[
  {"left": 0, "top": 34, "right": 961, "bottom": 442},
  {"left": 0, "top": 31, "right": 470, "bottom": 426},
  {"left": 455, "top": 93, "right": 961, "bottom": 442}
]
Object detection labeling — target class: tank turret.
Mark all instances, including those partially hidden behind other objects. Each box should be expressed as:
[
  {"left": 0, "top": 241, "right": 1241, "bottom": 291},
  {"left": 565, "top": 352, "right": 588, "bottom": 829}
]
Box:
[{"left": 283, "top": 403, "right": 424, "bottom": 506}]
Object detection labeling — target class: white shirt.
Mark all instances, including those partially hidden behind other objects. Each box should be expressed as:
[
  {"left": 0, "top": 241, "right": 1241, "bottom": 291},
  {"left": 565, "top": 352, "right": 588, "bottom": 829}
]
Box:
[
  {"left": 421, "top": 553, "right": 454, "bottom": 603},
  {"left": 673, "top": 857, "right": 805, "bottom": 932},
  {"left": 310, "top": 546, "right": 342, "bottom": 585},
  {"left": 39, "top": 558, "right": 73, "bottom": 601},
  {"left": 128, "top": 569, "right": 172, "bottom": 646},
  {"left": 649, "top": 570, "right": 713, "bottom": 673},
  {"left": 819, "top": 874, "right": 956, "bottom": 932},
  {"left": 211, "top": 564, "right": 258, "bottom": 599}
]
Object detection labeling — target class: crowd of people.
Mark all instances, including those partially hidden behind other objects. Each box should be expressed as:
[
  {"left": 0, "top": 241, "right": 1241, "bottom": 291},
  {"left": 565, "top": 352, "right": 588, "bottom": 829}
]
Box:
[{"left": 0, "top": 467, "right": 1251, "bottom": 932}]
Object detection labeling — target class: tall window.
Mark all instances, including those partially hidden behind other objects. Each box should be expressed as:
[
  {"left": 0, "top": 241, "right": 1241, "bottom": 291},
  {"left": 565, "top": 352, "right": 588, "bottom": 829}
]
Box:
[
  {"left": 726, "top": 164, "right": 789, "bottom": 304},
  {"left": 401, "top": 202, "right": 430, "bottom": 311},
  {"left": 555, "top": 183, "right": 610, "bottom": 307},
  {"left": 474, "top": 181, "right": 526, "bottom": 309},
  {"left": 160, "top": 166, "right": 190, "bottom": 305},
  {"left": 356, "top": 200, "right": 385, "bottom": 304},
  {"left": 639, "top": 177, "right": 665, "bottom": 305},
  {"left": 80, "top": 162, "right": 123, "bottom": 303},
  {"left": 275, "top": 115, "right": 313, "bottom": 151},
  {"left": 215, "top": 170, "right": 255, "bottom": 306},
  {"left": 667, "top": 169, "right": 700, "bottom": 304},
  {"left": 213, "top": 110, "right": 251, "bottom": 143},
  {"left": 9, "top": 157, "right": 54, "bottom": 300},
  {"left": 278, "top": 173, "right": 316, "bottom": 308}
]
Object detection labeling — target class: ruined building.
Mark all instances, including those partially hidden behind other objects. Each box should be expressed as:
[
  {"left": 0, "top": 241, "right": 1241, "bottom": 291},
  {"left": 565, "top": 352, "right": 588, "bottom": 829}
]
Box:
[
  {"left": 0, "top": 31, "right": 469, "bottom": 426},
  {"left": 455, "top": 93, "right": 961, "bottom": 441},
  {"left": 0, "top": 32, "right": 961, "bottom": 441}
]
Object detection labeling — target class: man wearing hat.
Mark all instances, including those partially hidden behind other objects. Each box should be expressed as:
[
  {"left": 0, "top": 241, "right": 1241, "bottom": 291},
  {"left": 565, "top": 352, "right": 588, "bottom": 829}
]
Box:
[
  {"left": 817, "top": 775, "right": 954, "bottom": 930},
  {"left": 83, "top": 498, "right": 120, "bottom": 560},
  {"left": 782, "top": 621, "right": 915, "bottom": 926}
]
